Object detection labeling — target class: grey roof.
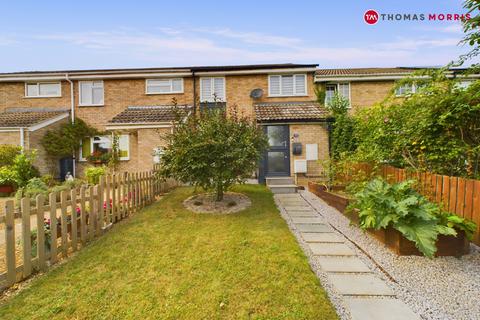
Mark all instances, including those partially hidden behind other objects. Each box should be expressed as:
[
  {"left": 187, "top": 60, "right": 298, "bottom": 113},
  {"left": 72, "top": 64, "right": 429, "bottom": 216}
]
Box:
[
  {"left": 108, "top": 105, "right": 192, "bottom": 124},
  {"left": 254, "top": 101, "right": 329, "bottom": 122},
  {"left": 0, "top": 109, "right": 69, "bottom": 128}
]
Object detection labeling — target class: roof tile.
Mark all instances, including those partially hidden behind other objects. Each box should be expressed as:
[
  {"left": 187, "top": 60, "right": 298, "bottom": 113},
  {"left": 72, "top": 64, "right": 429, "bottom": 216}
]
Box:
[
  {"left": 0, "top": 110, "right": 69, "bottom": 128},
  {"left": 108, "top": 105, "right": 192, "bottom": 124},
  {"left": 254, "top": 102, "right": 329, "bottom": 122}
]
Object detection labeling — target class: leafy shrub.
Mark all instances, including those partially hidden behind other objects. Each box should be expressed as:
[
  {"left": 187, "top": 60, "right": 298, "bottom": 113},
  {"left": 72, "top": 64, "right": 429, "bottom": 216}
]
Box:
[
  {"left": 63, "top": 178, "right": 85, "bottom": 189},
  {"left": 11, "top": 151, "right": 40, "bottom": 188},
  {"left": 436, "top": 212, "right": 477, "bottom": 240},
  {"left": 350, "top": 178, "right": 460, "bottom": 257},
  {"left": 85, "top": 166, "right": 106, "bottom": 185},
  {"left": 0, "top": 144, "right": 22, "bottom": 167},
  {"left": 0, "top": 166, "right": 17, "bottom": 186},
  {"left": 41, "top": 174, "right": 58, "bottom": 187},
  {"left": 15, "top": 177, "right": 49, "bottom": 205},
  {"left": 325, "top": 93, "right": 357, "bottom": 159}
]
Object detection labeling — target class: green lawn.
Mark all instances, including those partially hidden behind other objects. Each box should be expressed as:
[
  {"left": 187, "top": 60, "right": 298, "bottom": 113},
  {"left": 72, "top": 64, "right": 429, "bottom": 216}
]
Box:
[{"left": 0, "top": 185, "right": 338, "bottom": 320}]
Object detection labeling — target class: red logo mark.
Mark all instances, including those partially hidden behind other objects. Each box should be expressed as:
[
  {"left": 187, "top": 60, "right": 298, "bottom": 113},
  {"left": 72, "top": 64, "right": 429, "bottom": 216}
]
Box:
[{"left": 364, "top": 9, "right": 379, "bottom": 25}]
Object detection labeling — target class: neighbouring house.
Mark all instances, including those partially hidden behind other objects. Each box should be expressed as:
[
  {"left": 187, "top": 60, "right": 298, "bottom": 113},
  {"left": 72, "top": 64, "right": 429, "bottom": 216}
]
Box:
[{"left": 0, "top": 64, "right": 477, "bottom": 185}]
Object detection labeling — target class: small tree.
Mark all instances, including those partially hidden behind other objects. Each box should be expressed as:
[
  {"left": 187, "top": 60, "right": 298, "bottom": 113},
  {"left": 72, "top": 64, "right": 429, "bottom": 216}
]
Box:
[
  {"left": 159, "top": 106, "right": 268, "bottom": 201},
  {"left": 325, "top": 93, "right": 357, "bottom": 159}
]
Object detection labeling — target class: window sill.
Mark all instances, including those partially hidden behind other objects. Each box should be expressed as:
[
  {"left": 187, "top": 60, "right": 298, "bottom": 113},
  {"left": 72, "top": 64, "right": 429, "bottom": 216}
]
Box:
[
  {"left": 78, "top": 104, "right": 104, "bottom": 107},
  {"left": 145, "top": 92, "right": 184, "bottom": 95},
  {"left": 267, "top": 94, "right": 309, "bottom": 98},
  {"left": 24, "top": 95, "right": 62, "bottom": 99}
]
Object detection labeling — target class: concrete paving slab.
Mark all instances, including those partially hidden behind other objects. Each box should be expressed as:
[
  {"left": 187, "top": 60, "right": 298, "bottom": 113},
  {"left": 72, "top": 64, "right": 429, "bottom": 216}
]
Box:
[
  {"left": 275, "top": 195, "right": 302, "bottom": 200},
  {"left": 279, "top": 201, "right": 307, "bottom": 206},
  {"left": 296, "top": 224, "right": 333, "bottom": 233},
  {"left": 328, "top": 274, "right": 395, "bottom": 296},
  {"left": 316, "top": 256, "right": 371, "bottom": 273},
  {"left": 284, "top": 206, "right": 312, "bottom": 211},
  {"left": 309, "top": 243, "right": 356, "bottom": 256},
  {"left": 345, "top": 298, "right": 421, "bottom": 320},
  {"left": 286, "top": 210, "right": 318, "bottom": 217},
  {"left": 301, "top": 232, "right": 344, "bottom": 243},
  {"left": 291, "top": 217, "right": 325, "bottom": 224}
]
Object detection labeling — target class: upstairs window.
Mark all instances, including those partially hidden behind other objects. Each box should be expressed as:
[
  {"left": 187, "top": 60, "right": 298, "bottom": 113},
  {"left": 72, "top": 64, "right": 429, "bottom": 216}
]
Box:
[
  {"left": 268, "top": 74, "right": 307, "bottom": 96},
  {"left": 146, "top": 78, "right": 183, "bottom": 94},
  {"left": 325, "top": 83, "right": 350, "bottom": 106},
  {"left": 25, "top": 82, "right": 61, "bottom": 97},
  {"left": 79, "top": 81, "right": 104, "bottom": 106},
  {"left": 395, "top": 83, "right": 416, "bottom": 96},
  {"left": 455, "top": 80, "right": 474, "bottom": 90},
  {"left": 200, "top": 77, "right": 225, "bottom": 102}
]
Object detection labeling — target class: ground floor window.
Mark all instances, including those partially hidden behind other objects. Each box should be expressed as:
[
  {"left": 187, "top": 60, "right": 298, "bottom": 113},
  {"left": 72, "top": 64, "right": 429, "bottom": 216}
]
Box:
[
  {"left": 80, "top": 134, "right": 130, "bottom": 161},
  {"left": 325, "top": 83, "right": 350, "bottom": 106}
]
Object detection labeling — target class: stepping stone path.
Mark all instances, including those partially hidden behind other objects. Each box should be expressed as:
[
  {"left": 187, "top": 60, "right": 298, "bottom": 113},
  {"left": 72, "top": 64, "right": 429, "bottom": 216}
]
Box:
[{"left": 275, "top": 193, "right": 421, "bottom": 320}]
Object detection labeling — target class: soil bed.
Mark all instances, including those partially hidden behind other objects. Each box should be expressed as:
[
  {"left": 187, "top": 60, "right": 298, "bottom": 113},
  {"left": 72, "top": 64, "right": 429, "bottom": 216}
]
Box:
[{"left": 183, "top": 192, "right": 251, "bottom": 214}]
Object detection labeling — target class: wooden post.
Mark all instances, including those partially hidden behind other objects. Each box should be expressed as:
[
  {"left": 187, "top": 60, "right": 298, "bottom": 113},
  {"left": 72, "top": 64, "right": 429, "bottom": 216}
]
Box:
[
  {"left": 94, "top": 185, "right": 101, "bottom": 235},
  {"left": 70, "top": 189, "right": 78, "bottom": 252},
  {"left": 126, "top": 173, "right": 131, "bottom": 215},
  {"left": 60, "top": 191, "right": 68, "bottom": 258},
  {"left": 88, "top": 186, "right": 95, "bottom": 240},
  {"left": 49, "top": 192, "right": 58, "bottom": 264},
  {"left": 135, "top": 172, "right": 140, "bottom": 210},
  {"left": 36, "top": 194, "right": 47, "bottom": 271},
  {"left": 105, "top": 174, "right": 111, "bottom": 223},
  {"left": 98, "top": 176, "right": 105, "bottom": 229},
  {"left": 5, "top": 200, "right": 16, "bottom": 286},
  {"left": 21, "top": 197, "right": 32, "bottom": 278},
  {"left": 111, "top": 174, "right": 117, "bottom": 222},
  {"left": 79, "top": 186, "right": 87, "bottom": 245}
]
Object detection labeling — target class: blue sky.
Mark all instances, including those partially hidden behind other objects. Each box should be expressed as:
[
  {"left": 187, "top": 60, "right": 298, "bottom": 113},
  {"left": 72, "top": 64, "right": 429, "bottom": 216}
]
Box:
[{"left": 0, "top": 0, "right": 476, "bottom": 72}]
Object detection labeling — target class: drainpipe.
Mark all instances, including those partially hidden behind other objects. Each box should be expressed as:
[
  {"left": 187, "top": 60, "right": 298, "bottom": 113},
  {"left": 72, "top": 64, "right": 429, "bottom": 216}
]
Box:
[
  {"left": 65, "top": 73, "right": 76, "bottom": 177},
  {"left": 192, "top": 71, "right": 196, "bottom": 115}
]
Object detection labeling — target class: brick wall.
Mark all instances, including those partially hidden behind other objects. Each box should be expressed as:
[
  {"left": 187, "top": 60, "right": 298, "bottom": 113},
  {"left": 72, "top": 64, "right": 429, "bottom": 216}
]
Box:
[
  {"left": 350, "top": 80, "right": 394, "bottom": 111},
  {"left": 288, "top": 123, "right": 329, "bottom": 186},
  {"left": 0, "top": 131, "right": 21, "bottom": 145},
  {"left": 0, "top": 81, "right": 71, "bottom": 112}
]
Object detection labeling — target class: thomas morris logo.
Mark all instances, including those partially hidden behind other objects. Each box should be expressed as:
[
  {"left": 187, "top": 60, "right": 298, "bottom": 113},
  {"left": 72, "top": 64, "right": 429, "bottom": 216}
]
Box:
[{"left": 364, "top": 9, "right": 471, "bottom": 25}]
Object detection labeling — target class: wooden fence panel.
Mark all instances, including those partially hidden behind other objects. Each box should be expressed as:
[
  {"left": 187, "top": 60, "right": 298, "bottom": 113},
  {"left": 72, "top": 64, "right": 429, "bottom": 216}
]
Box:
[
  {"left": 5, "top": 200, "right": 16, "bottom": 286},
  {"left": 464, "top": 179, "right": 475, "bottom": 221},
  {"left": 79, "top": 187, "right": 87, "bottom": 245},
  {"left": 456, "top": 178, "right": 466, "bottom": 217},
  {"left": 473, "top": 181, "right": 480, "bottom": 245},
  {"left": 105, "top": 175, "right": 111, "bottom": 223},
  {"left": 36, "top": 194, "right": 46, "bottom": 271},
  {"left": 98, "top": 177, "right": 104, "bottom": 229},
  {"left": 60, "top": 191, "right": 68, "bottom": 258},
  {"left": 88, "top": 186, "right": 95, "bottom": 241},
  {"left": 21, "top": 198, "right": 32, "bottom": 278},
  {"left": 49, "top": 192, "right": 58, "bottom": 264},
  {"left": 70, "top": 189, "right": 78, "bottom": 252}
]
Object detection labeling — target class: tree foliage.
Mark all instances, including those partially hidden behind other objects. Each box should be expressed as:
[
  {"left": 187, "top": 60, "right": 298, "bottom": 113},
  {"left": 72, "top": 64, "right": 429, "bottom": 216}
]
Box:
[
  {"left": 349, "top": 70, "right": 480, "bottom": 178},
  {"left": 159, "top": 106, "right": 268, "bottom": 201},
  {"left": 459, "top": 0, "right": 480, "bottom": 67},
  {"left": 41, "top": 118, "right": 98, "bottom": 158}
]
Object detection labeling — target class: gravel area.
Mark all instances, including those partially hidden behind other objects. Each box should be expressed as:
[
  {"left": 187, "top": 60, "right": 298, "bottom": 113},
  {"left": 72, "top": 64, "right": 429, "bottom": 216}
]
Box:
[{"left": 301, "top": 190, "right": 480, "bottom": 320}]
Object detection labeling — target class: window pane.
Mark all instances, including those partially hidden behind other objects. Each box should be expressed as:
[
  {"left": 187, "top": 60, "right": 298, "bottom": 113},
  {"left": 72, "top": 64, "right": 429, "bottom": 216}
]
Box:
[
  {"left": 201, "top": 78, "right": 212, "bottom": 101},
  {"left": 294, "top": 75, "right": 306, "bottom": 95},
  {"left": 26, "top": 84, "right": 38, "bottom": 96},
  {"left": 80, "top": 82, "right": 92, "bottom": 105},
  {"left": 269, "top": 76, "right": 281, "bottom": 95},
  {"left": 267, "top": 151, "right": 288, "bottom": 173},
  {"left": 213, "top": 78, "right": 225, "bottom": 101},
  {"left": 325, "top": 85, "right": 336, "bottom": 105},
  {"left": 338, "top": 83, "right": 350, "bottom": 100},
  {"left": 281, "top": 75, "right": 294, "bottom": 96},
  {"left": 267, "top": 126, "right": 286, "bottom": 147},
  {"left": 119, "top": 134, "right": 129, "bottom": 158},
  {"left": 148, "top": 79, "right": 171, "bottom": 93},
  {"left": 92, "top": 87, "right": 103, "bottom": 105},
  {"left": 172, "top": 79, "right": 183, "bottom": 92},
  {"left": 39, "top": 83, "right": 60, "bottom": 96},
  {"left": 93, "top": 136, "right": 111, "bottom": 154}
]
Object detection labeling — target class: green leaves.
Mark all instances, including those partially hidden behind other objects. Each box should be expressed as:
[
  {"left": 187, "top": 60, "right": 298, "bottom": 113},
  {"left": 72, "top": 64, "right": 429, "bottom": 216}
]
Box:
[
  {"left": 352, "top": 177, "right": 478, "bottom": 257},
  {"left": 159, "top": 106, "right": 268, "bottom": 201}
]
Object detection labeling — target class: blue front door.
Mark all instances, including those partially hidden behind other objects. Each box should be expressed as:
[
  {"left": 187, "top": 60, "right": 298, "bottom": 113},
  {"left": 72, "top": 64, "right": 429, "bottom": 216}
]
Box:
[{"left": 259, "top": 125, "right": 290, "bottom": 183}]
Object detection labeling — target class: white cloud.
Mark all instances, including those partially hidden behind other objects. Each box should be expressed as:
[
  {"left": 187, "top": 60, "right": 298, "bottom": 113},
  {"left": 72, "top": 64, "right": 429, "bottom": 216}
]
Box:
[{"left": 21, "top": 27, "right": 477, "bottom": 68}]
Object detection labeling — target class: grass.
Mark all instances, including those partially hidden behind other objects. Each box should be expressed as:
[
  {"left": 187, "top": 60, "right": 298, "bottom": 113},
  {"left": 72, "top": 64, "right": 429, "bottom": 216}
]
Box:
[{"left": 0, "top": 185, "right": 338, "bottom": 319}]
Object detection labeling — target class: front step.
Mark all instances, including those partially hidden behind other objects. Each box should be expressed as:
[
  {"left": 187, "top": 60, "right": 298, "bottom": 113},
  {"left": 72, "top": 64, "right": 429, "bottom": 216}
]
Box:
[
  {"left": 266, "top": 177, "right": 295, "bottom": 185},
  {"left": 268, "top": 185, "right": 298, "bottom": 194}
]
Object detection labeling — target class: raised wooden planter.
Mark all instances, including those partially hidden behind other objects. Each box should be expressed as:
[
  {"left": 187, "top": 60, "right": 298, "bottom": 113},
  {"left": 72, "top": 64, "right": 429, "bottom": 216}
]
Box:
[
  {"left": 307, "top": 181, "right": 470, "bottom": 257},
  {"left": 0, "top": 184, "right": 14, "bottom": 194}
]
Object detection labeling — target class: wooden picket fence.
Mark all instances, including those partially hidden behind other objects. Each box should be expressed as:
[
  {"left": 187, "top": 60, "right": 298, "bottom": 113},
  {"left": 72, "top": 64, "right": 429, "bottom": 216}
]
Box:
[
  {"left": 353, "top": 165, "right": 480, "bottom": 245},
  {"left": 0, "top": 170, "right": 178, "bottom": 290}
]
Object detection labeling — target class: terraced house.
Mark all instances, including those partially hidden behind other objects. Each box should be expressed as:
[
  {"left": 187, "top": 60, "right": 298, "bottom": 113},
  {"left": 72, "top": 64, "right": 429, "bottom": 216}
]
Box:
[{"left": 0, "top": 64, "right": 476, "bottom": 185}]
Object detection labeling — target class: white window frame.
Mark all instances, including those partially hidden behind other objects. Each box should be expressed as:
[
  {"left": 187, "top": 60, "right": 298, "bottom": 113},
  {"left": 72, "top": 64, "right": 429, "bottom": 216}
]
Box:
[
  {"left": 145, "top": 78, "right": 184, "bottom": 95},
  {"left": 268, "top": 74, "right": 308, "bottom": 97},
  {"left": 79, "top": 134, "right": 130, "bottom": 161},
  {"left": 79, "top": 80, "right": 104, "bottom": 106},
  {"left": 24, "top": 82, "right": 62, "bottom": 98},
  {"left": 324, "top": 82, "right": 351, "bottom": 108},
  {"left": 395, "top": 83, "right": 417, "bottom": 97},
  {"left": 200, "top": 77, "right": 226, "bottom": 102}
]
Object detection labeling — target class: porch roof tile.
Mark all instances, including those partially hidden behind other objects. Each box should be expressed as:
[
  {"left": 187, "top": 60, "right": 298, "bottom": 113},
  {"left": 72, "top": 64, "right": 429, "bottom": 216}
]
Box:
[
  {"left": 0, "top": 109, "right": 69, "bottom": 128},
  {"left": 108, "top": 105, "right": 192, "bottom": 124},
  {"left": 254, "top": 101, "right": 330, "bottom": 122}
]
